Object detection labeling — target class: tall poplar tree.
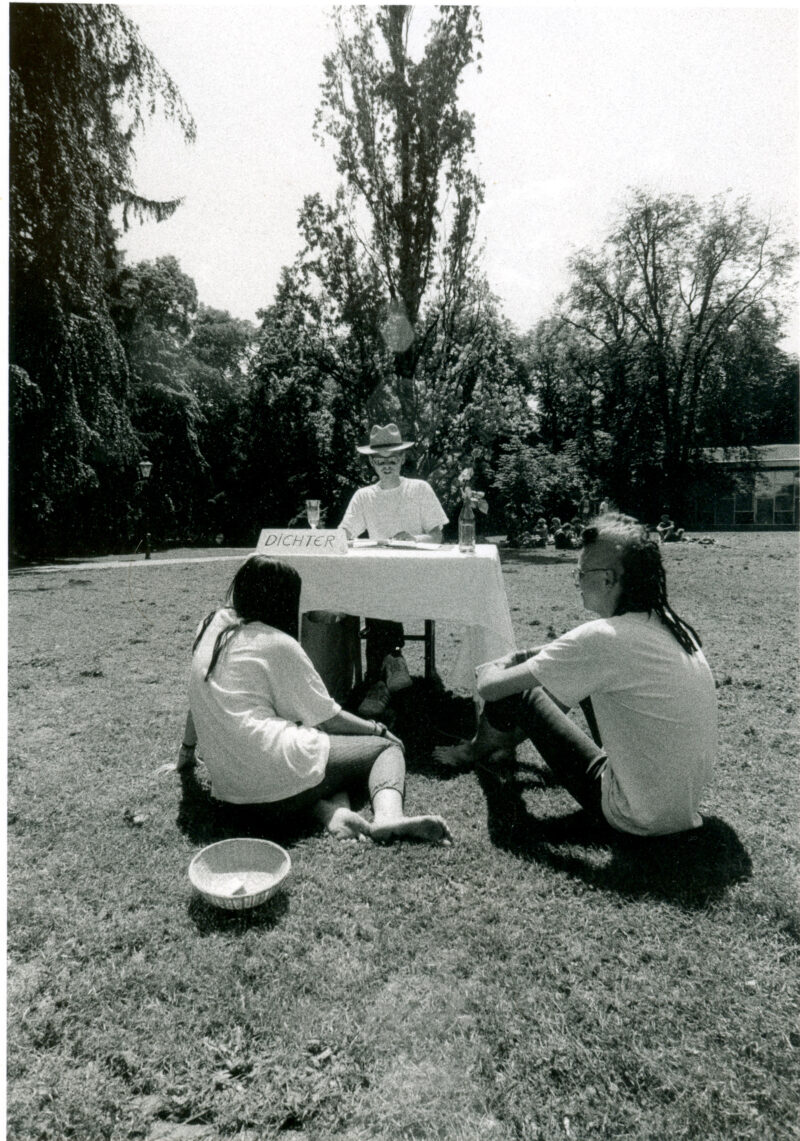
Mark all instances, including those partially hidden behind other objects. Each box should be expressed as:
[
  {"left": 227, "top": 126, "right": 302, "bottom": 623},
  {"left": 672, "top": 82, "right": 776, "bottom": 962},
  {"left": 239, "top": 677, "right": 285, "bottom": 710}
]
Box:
[{"left": 313, "top": 4, "right": 484, "bottom": 436}]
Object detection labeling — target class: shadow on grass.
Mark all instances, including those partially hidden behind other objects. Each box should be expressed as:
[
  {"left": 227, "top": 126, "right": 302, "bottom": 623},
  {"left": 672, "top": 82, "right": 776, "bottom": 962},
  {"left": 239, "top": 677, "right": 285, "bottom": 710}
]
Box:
[
  {"left": 477, "top": 767, "right": 752, "bottom": 910},
  {"left": 176, "top": 766, "right": 326, "bottom": 847},
  {"left": 187, "top": 889, "right": 290, "bottom": 935},
  {"left": 387, "top": 677, "right": 478, "bottom": 775},
  {"left": 343, "top": 674, "right": 480, "bottom": 778},
  {"left": 498, "top": 549, "right": 578, "bottom": 568}
]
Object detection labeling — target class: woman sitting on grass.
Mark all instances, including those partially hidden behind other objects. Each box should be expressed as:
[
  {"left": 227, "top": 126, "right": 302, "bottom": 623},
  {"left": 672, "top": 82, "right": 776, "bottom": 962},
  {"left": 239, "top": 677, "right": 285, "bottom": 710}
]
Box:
[{"left": 178, "top": 555, "right": 451, "bottom": 846}]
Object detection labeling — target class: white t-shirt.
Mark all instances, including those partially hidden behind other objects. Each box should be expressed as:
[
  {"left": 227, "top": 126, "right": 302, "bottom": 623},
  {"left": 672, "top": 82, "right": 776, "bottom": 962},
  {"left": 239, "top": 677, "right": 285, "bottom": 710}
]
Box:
[
  {"left": 340, "top": 477, "right": 448, "bottom": 541},
  {"left": 189, "top": 608, "right": 341, "bottom": 804},
  {"left": 527, "top": 612, "right": 717, "bottom": 836}
]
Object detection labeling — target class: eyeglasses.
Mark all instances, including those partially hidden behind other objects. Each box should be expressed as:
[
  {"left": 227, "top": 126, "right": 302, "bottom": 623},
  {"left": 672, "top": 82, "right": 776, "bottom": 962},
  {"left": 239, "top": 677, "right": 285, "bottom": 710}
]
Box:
[{"left": 573, "top": 567, "right": 615, "bottom": 586}]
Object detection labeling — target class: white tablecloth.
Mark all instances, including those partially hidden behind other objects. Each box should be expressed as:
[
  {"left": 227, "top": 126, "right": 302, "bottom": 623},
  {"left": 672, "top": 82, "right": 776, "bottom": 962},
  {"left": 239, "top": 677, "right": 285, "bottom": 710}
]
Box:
[{"left": 262, "top": 543, "right": 516, "bottom": 691}]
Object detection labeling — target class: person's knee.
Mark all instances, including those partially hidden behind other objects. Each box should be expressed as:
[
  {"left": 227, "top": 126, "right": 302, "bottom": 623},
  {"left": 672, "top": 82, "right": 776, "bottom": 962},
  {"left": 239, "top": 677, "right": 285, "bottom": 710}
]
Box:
[
  {"left": 370, "top": 741, "right": 406, "bottom": 791},
  {"left": 513, "top": 683, "right": 572, "bottom": 727},
  {"left": 483, "top": 694, "right": 525, "bottom": 731}
]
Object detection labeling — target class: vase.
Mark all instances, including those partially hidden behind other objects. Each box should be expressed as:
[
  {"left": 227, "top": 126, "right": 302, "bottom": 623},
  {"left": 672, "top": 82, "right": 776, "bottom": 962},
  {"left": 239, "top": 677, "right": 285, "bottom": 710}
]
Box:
[{"left": 458, "top": 500, "right": 476, "bottom": 553}]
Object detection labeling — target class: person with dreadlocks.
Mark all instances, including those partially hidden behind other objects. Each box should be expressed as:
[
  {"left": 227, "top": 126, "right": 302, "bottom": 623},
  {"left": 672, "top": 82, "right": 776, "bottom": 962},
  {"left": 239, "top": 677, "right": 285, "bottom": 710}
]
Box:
[{"left": 437, "top": 513, "right": 717, "bottom": 836}]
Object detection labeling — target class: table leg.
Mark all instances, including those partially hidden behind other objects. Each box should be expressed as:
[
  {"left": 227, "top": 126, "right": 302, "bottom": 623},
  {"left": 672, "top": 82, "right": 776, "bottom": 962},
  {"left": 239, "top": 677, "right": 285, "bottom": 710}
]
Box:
[
  {"left": 351, "top": 616, "right": 363, "bottom": 686},
  {"left": 425, "top": 620, "right": 436, "bottom": 680}
]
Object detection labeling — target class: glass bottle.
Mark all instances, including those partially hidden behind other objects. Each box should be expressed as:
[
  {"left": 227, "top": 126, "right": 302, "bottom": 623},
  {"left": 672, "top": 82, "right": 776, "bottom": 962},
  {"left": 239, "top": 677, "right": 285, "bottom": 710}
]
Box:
[{"left": 458, "top": 497, "right": 476, "bottom": 553}]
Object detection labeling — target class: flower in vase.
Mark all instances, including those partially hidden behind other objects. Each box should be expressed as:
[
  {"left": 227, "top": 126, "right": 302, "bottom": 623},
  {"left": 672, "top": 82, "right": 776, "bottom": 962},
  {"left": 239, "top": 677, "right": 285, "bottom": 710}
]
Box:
[{"left": 458, "top": 467, "right": 489, "bottom": 515}]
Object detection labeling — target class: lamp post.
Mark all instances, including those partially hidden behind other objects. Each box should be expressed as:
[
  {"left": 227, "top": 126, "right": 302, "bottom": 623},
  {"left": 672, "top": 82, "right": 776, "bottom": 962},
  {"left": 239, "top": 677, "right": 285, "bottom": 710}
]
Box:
[{"left": 138, "top": 459, "right": 153, "bottom": 559}]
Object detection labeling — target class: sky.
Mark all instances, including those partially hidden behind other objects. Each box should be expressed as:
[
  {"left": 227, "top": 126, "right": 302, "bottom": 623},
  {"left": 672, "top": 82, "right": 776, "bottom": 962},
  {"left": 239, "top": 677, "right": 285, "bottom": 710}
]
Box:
[{"left": 120, "top": 3, "right": 799, "bottom": 345}]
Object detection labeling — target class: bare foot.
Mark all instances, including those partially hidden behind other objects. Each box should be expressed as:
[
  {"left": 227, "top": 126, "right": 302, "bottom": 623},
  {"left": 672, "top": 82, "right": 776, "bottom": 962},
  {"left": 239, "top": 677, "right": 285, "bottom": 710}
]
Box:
[
  {"left": 326, "top": 806, "right": 372, "bottom": 842},
  {"left": 432, "top": 740, "right": 475, "bottom": 769},
  {"left": 370, "top": 814, "right": 453, "bottom": 845},
  {"left": 434, "top": 716, "right": 522, "bottom": 771},
  {"left": 314, "top": 796, "right": 371, "bottom": 843}
]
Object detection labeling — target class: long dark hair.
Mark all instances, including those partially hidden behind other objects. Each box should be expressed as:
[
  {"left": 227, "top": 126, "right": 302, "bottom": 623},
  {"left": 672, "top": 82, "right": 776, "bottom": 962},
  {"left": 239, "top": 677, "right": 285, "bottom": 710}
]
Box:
[
  {"left": 193, "top": 556, "right": 302, "bottom": 680},
  {"left": 582, "top": 514, "right": 702, "bottom": 654}
]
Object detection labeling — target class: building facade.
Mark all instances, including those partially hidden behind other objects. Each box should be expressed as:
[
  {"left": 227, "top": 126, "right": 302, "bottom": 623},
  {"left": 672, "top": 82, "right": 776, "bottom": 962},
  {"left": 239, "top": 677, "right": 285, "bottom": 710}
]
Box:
[{"left": 690, "top": 444, "right": 799, "bottom": 530}]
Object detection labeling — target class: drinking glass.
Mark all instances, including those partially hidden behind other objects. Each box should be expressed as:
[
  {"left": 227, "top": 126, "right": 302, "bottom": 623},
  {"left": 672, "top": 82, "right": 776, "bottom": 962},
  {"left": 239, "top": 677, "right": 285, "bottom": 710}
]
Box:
[{"left": 306, "top": 500, "right": 321, "bottom": 529}]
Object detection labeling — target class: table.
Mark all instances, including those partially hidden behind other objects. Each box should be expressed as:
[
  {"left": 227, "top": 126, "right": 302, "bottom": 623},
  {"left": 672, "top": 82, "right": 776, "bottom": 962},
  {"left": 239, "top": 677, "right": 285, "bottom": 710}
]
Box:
[{"left": 262, "top": 543, "right": 516, "bottom": 692}]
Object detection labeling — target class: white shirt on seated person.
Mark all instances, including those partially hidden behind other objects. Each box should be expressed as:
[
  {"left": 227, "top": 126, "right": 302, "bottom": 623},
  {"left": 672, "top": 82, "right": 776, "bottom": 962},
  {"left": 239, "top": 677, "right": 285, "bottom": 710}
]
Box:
[{"left": 340, "top": 424, "right": 448, "bottom": 543}]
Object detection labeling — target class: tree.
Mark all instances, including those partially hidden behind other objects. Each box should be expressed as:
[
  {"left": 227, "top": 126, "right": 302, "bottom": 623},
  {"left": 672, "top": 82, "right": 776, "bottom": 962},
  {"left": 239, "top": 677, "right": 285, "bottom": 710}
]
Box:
[
  {"left": 258, "top": 5, "right": 534, "bottom": 522},
  {"left": 314, "top": 5, "right": 484, "bottom": 434},
  {"left": 238, "top": 264, "right": 367, "bottom": 537},
  {"left": 413, "top": 278, "right": 535, "bottom": 513},
  {"left": 112, "top": 260, "right": 259, "bottom": 544},
  {"left": 247, "top": 4, "right": 538, "bottom": 534},
  {"left": 694, "top": 310, "right": 799, "bottom": 448},
  {"left": 561, "top": 190, "right": 797, "bottom": 516},
  {"left": 112, "top": 256, "right": 207, "bottom": 542},
  {"left": 522, "top": 317, "right": 637, "bottom": 512},
  {"left": 243, "top": 241, "right": 535, "bottom": 536},
  {"left": 186, "top": 306, "right": 256, "bottom": 542},
  {"left": 493, "top": 441, "right": 587, "bottom": 545},
  {"left": 9, "top": 4, "right": 194, "bottom": 555},
  {"left": 295, "top": 190, "right": 397, "bottom": 421}
]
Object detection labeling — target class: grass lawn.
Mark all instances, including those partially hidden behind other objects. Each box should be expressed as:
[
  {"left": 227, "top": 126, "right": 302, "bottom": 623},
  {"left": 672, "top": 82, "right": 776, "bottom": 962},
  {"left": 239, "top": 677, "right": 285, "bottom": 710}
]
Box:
[{"left": 7, "top": 533, "right": 799, "bottom": 1141}]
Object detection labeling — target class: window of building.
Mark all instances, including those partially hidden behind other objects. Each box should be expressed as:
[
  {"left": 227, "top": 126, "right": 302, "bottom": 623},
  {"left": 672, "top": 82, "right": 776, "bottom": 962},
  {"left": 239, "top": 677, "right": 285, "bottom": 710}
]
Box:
[
  {"left": 775, "top": 492, "right": 795, "bottom": 526},
  {"left": 755, "top": 497, "right": 774, "bottom": 525},
  {"left": 733, "top": 491, "right": 755, "bottom": 525},
  {"left": 710, "top": 465, "right": 799, "bottom": 527},
  {"left": 714, "top": 495, "right": 734, "bottom": 525}
]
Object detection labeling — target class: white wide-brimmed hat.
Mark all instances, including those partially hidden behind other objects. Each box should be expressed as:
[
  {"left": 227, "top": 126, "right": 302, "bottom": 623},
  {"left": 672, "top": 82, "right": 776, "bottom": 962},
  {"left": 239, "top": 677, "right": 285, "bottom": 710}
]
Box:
[{"left": 356, "top": 423, "right": 415, "bottom": 455}]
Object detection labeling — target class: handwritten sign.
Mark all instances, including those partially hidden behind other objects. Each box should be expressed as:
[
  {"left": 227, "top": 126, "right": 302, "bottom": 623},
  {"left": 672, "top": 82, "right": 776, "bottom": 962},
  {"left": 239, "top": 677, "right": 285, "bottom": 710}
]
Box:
[{"left": 256, "top": 528, "right": 349, "bottom": 556}]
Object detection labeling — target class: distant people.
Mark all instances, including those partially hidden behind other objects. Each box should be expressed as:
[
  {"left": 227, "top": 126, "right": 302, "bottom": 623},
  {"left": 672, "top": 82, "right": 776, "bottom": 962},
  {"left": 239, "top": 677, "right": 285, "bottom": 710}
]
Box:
[
  {"left": 554, "top": 521, "right": 577, "bottom": 550},
  {"left": 439, "top": 513, "right": 716, "bottom": 838},
  {"left": 340, "top": 424, "right": 448, "bottom": 715},
  {"left": 531, "top": 517, "right": 549, "bottom": 547},
  {"left": 656, "top": 513, "right": 685, "bottom": 542},
  {"left": 579, "top": 493, "right": 592, "bottom": 523},
  {"left": 178, "top": 556, "right": 452, "bottom": 845},
  {"left": 598, "top": 497, "right": 609, "bottom": 515}
]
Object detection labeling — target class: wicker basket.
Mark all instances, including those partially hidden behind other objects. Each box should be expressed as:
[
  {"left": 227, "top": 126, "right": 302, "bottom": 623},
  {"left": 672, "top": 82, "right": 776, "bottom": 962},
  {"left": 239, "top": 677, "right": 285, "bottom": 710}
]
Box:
[{"left": 188, "top": 838, "right": 291, "bottom": 911}]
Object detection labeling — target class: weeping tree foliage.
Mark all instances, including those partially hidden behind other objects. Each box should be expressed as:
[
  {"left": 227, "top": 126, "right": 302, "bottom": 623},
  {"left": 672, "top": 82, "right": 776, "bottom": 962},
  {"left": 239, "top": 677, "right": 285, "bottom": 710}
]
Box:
[
  {"left": 530, "top": 190, "right": 797, "bottom": 519},
  {"left": 10, "top": 3, "right": 195, "bottom": 556},
  {"left": 313, "top": 4, "right": 485, "bottom": 437}
]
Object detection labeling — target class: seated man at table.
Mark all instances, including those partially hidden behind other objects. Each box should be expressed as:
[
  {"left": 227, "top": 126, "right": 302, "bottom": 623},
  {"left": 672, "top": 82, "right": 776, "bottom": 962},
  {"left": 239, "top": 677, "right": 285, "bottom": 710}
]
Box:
[
  {"left": 436, "top": 513, "right": 717, "bottom": 838},
  {"left": 340, "top": 423, "right": 448, "bottom": 716}
]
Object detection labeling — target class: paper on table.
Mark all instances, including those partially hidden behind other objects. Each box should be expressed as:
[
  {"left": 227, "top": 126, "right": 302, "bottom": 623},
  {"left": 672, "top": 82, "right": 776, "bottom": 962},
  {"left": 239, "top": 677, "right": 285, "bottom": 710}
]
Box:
[{"left": 350, "top": 538, "right": 452, "bottom": 550}]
